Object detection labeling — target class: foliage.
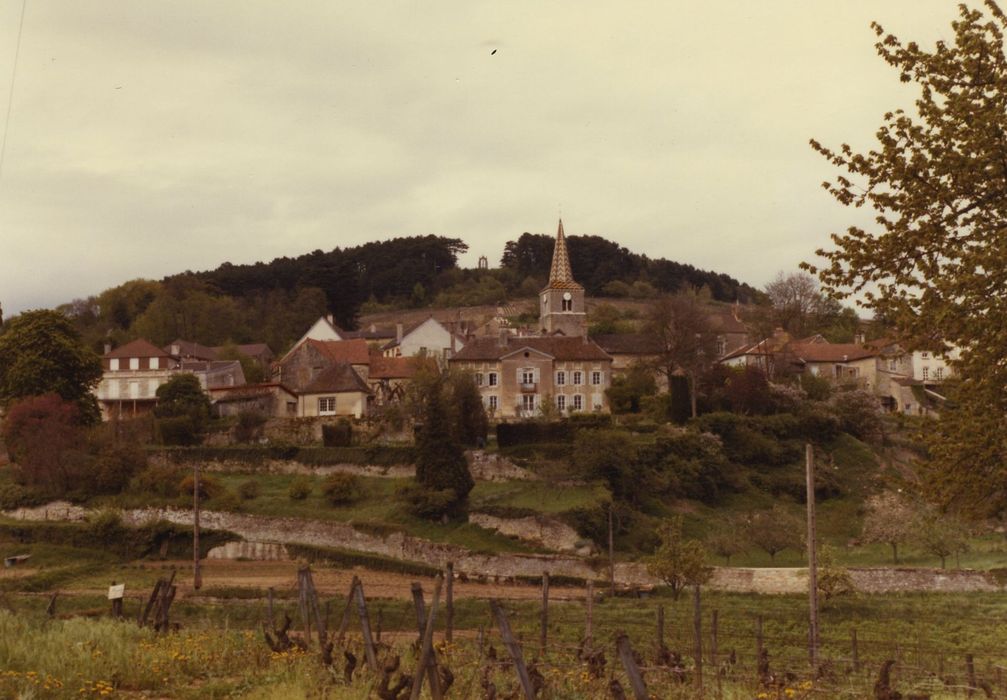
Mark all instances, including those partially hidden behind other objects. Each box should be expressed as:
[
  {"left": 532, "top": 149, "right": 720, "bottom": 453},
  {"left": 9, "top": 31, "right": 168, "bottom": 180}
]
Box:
[
  {"left": 861, "top": 490, "right": 917, "bottom": 563},
  {"left": 706, "top": 516, "right": 747, "bottom": 565},
  {"left": 178, "top": 473, "right": 223, "bottom": 501},
  {"left": 238, "top": 479, "right": 261, "bottom": 500},
  {"left": 912, "top": 505, "right": 971, "bottom": 569},
  {"left": 0, "top": 309, "right": 102, "bottom": 423},
  {"left": 444, "top": 370, "right": 488, "bottom": 447},
  {"left": 287, "top": 477, "right": 312, "bottom": 500},
  {"left": 645, "top": 515, "right": 712, "bottom": 600},
  {"left": 816, "top": 545, "right": 854, "bottom": 603},
  {"left": 606, "top": 364, "right": 657, "bottom": 414},
  {"left": 760, "top": 271, "right": 854, "bottom": 340},
  {"left": 644, "top": 292, "right": 718, "bottom": 418},
  {"left": 321, "top": 472, "right": 363, "bottom": 505},
  {"left": 573, "top": 428, "right": 639, "bottom": 504},
  {"left": 806, "top": 2, "right": 1007, "bottom": 521},
  {"left": 131, "top": 463, "right": 187, "bottom": 497},
  {"left": 412, "top": 377, "right": 474, "bottom": 518},
  {"left": 154, "top": 374, "right": 211, "bottom": 445},
  {"left": 495, "top": 415, "right": 612, "bottom": 446},
  {"left": 233, "top": 410, "right": 268, "bottom": 444},
  {"left": 747, "top": 505, "right": 804, "bottom": 561},
  {"left": 321, "top": 419, "right": 353, "bottom": 447},
  {"left": 828, "top": 388, "right": 882, "bottom": 443},
  {"left": 1, "top": 394, "right": 85, "bottom": 494},
  {"left": 397, "top": 483, "right": 458, "bottom": 520}
]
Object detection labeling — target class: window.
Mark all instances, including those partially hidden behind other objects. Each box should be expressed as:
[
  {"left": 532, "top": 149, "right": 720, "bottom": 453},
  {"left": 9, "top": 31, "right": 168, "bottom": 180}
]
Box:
[
  {"left": 522, "top": 394, "right": 536, "bottom": 413},
  {"left": 572, "top": 395, "right": 583, "bottom": 411},
  {"left": 129, "top": 382, "right": 139, "bottom": 399},
  {"left": 562, "top": 298, "right": 573, "bottom": 311},
  {"left": 936, "top": 367, "right": 944, "bottom": 380},
  {"left": 573, "top": 371, "right": 583, "bottom": 386},
  {"left": 556, "top": 395, "right": 566, "bottom": 411},
  {"left": 110, "top": 358, "right": 119, "bottom": 371},
  {"left": 593, "top": 394, "right": 603, "bottom": 411},
  {"left": 922, "top": 367, "right": 929, "bottom": 381},
  {"left": 150, "top": 357, "right": 159, "bottom": 370},
  {"left": 556, "top": 371, "right": 566, "bottom": 386},
  {"left": 129, "top": 358, "right": 139, "bottom": 370},
  {"left": 521, "top": 370, "right": 535, "bottom": 385},
  {"left": 921, "top": 352, "right": 929, "bottom": 359},
  {"left": 889, "top": 359, "right": 897, "bottom": 371},
  {"left": 591, "top": 371, "right": 602, "bottom": 386},
  {"left": 318, "top": 397, "right": 336, "bottom": 414},
  {"left": 488, "top": 395, "right": 498, "bottom": 411},
  {"left": 488, "top": 372, "right": 498, "bottom": 386},
  {"left": 475, "top": 372, "right": 484, "bottom": 386},
  {"left": 108, "top": 381, "right": 119, "bottom": 399},
  {"left": 717, "top": 336, "right": 727, "bottom": 357},
  {"left": 148, "top": 379, "right": 159, "bottom": 397}
]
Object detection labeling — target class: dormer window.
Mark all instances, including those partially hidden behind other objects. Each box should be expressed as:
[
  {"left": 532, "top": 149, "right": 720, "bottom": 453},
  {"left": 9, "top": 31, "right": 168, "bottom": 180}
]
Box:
[
  {"left": 150, "top": 357, "right": 159, "bottom": 370},
  {"left": 129, "top": 358, "right": 139, "bottom": 370},
  {"left": 110, "top": 358, "right": 119, "bottom": 371}
]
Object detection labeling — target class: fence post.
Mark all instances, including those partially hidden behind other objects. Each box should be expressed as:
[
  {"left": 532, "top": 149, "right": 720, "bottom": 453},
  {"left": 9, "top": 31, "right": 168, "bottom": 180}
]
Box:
[
  {"left": 657, "top": 604, "right": 665, "bottom": 657},
  {"left": 693, "top": 585, "right": 703, "bottom": 693},
  {"left": 615, "top": 632, "right": 649, "bottom": 700},
  {"left": 410, "top": 582, "right": 444, "bottom": 699},
  {"left": 409, "top": 576, "right": 444, "bottom": 700},
  {"left": 297, "top": 567, "right": 312, "bottom": 647},
  {"left": 966, "top": 653, "right": 977, "bottom": 698},
  {"left": 608, "top": 505, "right": 616, "bottom": 597},
  {"left": 710, "top": 609, "right": 718, "bottom": 666},
  {"left": 490, "top": 599, "right": 536, "bottom": 700},
  {"left": 336, "top": 577, "right": 357, "bottom": 643},
  {"left": 354, "top": 579, "right": 378, "bottom": 669},
  {"left": 266, "top": 587, "right": 276, "bottom": 631},
  {"left": 446, "top": 561, "right": 454, "bottom": 644},
  {"left": 585, "top": 580, "right": 594, "bottom": 647},
  {"left": 851, "top": 627, "right": 859, "bottom": 672},
  {"left": 540, "top": 571, "right": 550, "bottom": 656},
  {"left": 806, "top": 443, "right": 819, "bottom": 670},
  {"left": 756, "top": 615, "right": 763, "bottom": 677}
]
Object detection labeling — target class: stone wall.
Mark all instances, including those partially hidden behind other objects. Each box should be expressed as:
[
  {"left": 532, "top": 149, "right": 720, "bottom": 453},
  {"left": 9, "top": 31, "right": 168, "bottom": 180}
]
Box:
[{"left": 468, "top": 512, "right": 591, "bottom": 554}]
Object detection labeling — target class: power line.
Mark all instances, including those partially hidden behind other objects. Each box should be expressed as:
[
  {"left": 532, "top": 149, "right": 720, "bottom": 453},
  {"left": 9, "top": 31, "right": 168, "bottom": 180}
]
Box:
[{"left": 0, "top": 0, "right": 28, "bottom": 186}]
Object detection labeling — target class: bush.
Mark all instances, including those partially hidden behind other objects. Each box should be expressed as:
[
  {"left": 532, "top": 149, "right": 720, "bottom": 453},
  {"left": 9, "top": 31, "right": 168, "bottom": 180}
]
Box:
[
  {"left": 288, "top": 477, "right": 312, "bottom": 500},
  {"left": 322, "top": 419, "right": 354, "bottom": 447},
  {"left": 397, "top": 484, "right": 457, "bottom": 519},
  {"left": 178, "top": 474, "right": 223, "bottom": 501},
  {"left": 209, "top": 490, "right": 241, "bottom": 512},
  {"left": 0, "top": 482, "right": 44, "bottom": 510},
  {"left": 234, "top": 411, "right": 268, "bottom": 443},
  {"left": 131, "top": 464, "right": 187, "bottom": 497},
  {"left": 157, "top": 415, "right": 202, "bottom": 446},
  {"left": 321, "top": 473, "right": 363, "bottom": 506},
  {"left": 237, "top": 480, "right": 260, "bottom": 500},
  {"left": 92, "top": 442, "right": 146, "bottom": 494}
]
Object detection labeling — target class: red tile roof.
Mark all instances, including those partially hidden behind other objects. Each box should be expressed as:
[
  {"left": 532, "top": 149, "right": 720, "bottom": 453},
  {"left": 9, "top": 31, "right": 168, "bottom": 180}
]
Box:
[
  {"left": 591, "top": 333, "right": 664, "bottom": 355},
  {"left": 788, "top": 342, "right": 879, "bottom": 363},
  {"left": 302, "top": 363, "right": 371, "bottom": 394},
  {"left": 450, "top": 336, "right": 611, "bottom": 362},
  {"left": 369, "top": 355, "right": 435, "bottom": 380},
  {"left": 308, "top": 338, "right": 371, "bottom": 365},
  {"left": 105, "top": 339, "right": 171, "bottom": 359}
]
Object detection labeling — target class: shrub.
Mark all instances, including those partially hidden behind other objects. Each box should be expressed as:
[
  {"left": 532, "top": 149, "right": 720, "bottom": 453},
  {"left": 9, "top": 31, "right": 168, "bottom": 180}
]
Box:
[
  {"left": 288, "top": 477, "right": 312, "bottom": 500},
  {"left": 178, "top": 474, "right": 223, "bottom": 501},
  {"left": 0, "top": 482, "right": 45, "bottom": 510},
  {"left": 91, "top": 442, "right": 146, "bottom": 494},
  {"left": 322, "top": 419, "right": 354, "bottom": 447},
  {"left": 321, "top": 473, "right": 363, "bottom": 505},
  {"left": 209, "top": 490, "right": 241, "bottom": 512},
  {"left": 397, "top": 484, "right": 457, "bottom": 519},
  {"left": 131, "top": 463, "right": 186, "bottom": 497},
  {"left": 237, "top": 479, "right": 260, "bottom": 500},
  {"left": 157, "top": 415, "right": 202, "bottom": 446},
  {"left": 234, "top": 410, "right": 268, "bottom": 443},
  {"left": 1, "top": 394, "right": 87, "bottom": 495}
]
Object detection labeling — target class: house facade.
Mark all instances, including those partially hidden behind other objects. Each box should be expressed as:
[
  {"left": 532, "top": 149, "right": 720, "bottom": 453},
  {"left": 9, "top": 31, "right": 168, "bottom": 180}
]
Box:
[{"left": 381, "top": 317, "right": 465, "bottom": 363}]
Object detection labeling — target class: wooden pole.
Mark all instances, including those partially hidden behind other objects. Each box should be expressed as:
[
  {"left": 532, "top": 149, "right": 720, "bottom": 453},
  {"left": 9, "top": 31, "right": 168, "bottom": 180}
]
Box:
[
  {"left": 354, "top": 578, "right": 378, "bottom": 669},
  {"left": 266, "top": 587, "right": 276, "bottom": 631},
  {"left": 806, "top": 443, "right": 819, "bottom": 669},
  {"left": 693, "top": 585, "right": 703, "bottom": 693},
  {"left": 298, "top": 568, "right": 312, "bottom": 647},
  {"left": 585, "top": 580, "right": 594, "bottom": 647},
  {"left": 336, "top": 577, "right": 358, "bottom": 643},
  {"left": 490, "top": 599, "right": 536, "bottom": 700},
  {"left": 851, "top": 627, "right": 859, "bottom": 672},
  {"left": 445, "top": 561, "right": 454, "bottom": 644},
  {"left": 710, "top": 609, "right": 718, "bottom": 666},
  {"left": 608, "top": 505, "right": 616, "bottom": 597},
  {"left": 540, "top": 571, "right": 550, "bottom": 656},
  {"left": 409, "top": 582, "right": 444, "bottom": 699},
  {"left": 193, "top": 463, "right": 202, "bottom": 591},
  {"left": 967, "top": 653, "right": 977, "bottom": 698},
  {"left": 410, "top": 576, "right": 444, "bottom": 700},
  {"left": 615, "top": 632, "right": 649, "bottom": 700},
  {"left": 756, "top": 615, "right": 763, "bottom": 670}
]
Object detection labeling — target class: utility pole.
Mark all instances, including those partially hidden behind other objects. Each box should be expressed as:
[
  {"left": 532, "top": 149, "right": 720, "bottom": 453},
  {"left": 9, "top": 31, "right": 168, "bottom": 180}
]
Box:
[
  {"left": 193, "top": 462, "right": 202, "bottom": 591},
  {"left": 805, "top": 443, "right": 818, "bottom": 668},
  {"left": 608, "top": 504, "right": 616, "bottom": 597}
]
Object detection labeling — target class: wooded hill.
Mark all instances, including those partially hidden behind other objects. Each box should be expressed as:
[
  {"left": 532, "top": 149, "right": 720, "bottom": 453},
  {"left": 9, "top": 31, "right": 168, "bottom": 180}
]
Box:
[{"left": 39, "top": 233, "right": 759, "bottom": 354}]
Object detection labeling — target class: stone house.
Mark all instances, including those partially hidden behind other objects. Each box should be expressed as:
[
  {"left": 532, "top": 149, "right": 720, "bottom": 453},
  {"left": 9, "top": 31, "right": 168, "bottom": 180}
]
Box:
[
  {"left": 381, "top": 316, "right": 466, "bottom": 363},
  {"left": 296, "top": 363, "right": 372, "bottom": 418},
  {"left": 273, "top": 338, "right": 371, "bottom": 392}
]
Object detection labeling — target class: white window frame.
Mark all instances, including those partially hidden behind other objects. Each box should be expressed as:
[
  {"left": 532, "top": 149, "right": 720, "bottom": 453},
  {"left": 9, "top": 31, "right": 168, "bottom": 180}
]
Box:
[
  {"left": 129, "top": 357, "right": 139, "bottom": 370},
  {"left": 318, "top": 396, "right": 336, "bottom": 415},
  {"left": 108, "top": 381, "right": 119, "bottom": 399},
  {"left": 475, "top": 372, "right": 484, "bottom": 387},
  {"left": 573, "top": 371, "right": 583, "bottom": 386},
  {"left": 556, "top": 371, "right": 566, "bottom": 386},
  {"left": 572, "top": 394, "right": 583, "bottom": 411},
  {"left": 129, "top": 381, "right": 140, "bottom": 399},
  {"left": 110, "top": 358, "right": 120, "bottom": 371},
  {"left": 150, "top": 357, "right": 159, "bottom": 370},
  {"left": 522, "top": 394, "right": 537, "bottom": 413},
  {"left": 936, "top": 367, "right": 944, "bottom": 380},
  {"left": 591, "top": 371, "right": 602, "bottom": 386},
  {"left": 922, "top": 367, "right": 929, "bottom": 381},
  {"left": 556, "top": 395, "right": 566, "bottom": 411},
  {"left": 520, "top": 369, "right": 535, "bottom": 385},
  {"left": 488, "top": 395, "right": 498, "bottom": 411}
]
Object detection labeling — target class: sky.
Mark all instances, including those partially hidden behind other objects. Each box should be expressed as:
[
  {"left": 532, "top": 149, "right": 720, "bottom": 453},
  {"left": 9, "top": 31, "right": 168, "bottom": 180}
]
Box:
[{"left": 0, "top": 1, "right": 964, "bottom": 316}]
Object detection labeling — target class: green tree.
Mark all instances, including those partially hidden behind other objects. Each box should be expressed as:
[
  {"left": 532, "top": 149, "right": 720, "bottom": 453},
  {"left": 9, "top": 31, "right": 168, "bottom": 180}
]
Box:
[
  {"left": 861, "top": 490, "right": 916, "bottom": 564},
  {"left": 706, "top": 516, "right": 746, "bottom": 565},
  {"left": 805, "top": 2, "right": 1007, "bottom": 518},
  {"left": 443, "top": 370, "right": 489, "bottom": 447},
  {"left": 912, "top": 505, "right": 971, "bottom": 569},
  {"left": 817, "top": 545, "right": 853, "bottom": 604},
  {"left": 0, "top": 310, "right": 102, "bottom": 423},
  {"left": 646, "top": 515, "right": 712, "bottom": 600},
  {"left": 747, "top": 505, "right": 803, "bottom": 562},
  {"left": 645, "top": 292, "right": 717, "bottom": 418},
  {"left": 409, "top": 376, "right": 474, "bottom": 519},
  {"left": 606, "top": 364, "right": 657, "bottom": 414},
  {"left": 154, "top": 374, "right": 211, "bottom": 445},
  {"left": 572, "top": 428, "right": 639, "bottom": 504}
]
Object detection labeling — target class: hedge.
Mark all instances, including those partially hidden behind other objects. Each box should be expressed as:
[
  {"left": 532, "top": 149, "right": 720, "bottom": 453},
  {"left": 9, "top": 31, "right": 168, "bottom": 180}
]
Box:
[
  {"left": 285, "top": 543, "right": 440, "bottom": 577},
  {"left": 496, "top": 415, "right": 612, "bottom": 447},
  {"left": 152, "top": 445, "right": 416, "bottom": 467}
]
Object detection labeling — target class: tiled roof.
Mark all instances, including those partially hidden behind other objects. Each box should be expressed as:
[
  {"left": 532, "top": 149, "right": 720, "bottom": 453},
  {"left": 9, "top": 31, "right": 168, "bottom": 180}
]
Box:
[
  {"left": 706, "top": 311, "right": 748, "bottom": 335},
  {"left": 308, "top": 338, "right": 371, "bottom": 365},
  {"left": 451, "top": 335, "right": 611, "bottom": 362},
  {"left": 166, "top": 339, "right": 217, "bottom": 360},
  {"left": 106, "top": 339, "right": 171, "bottom": 359},
  {"left": 211, "top": 343, "right": 274, "bottom": 360},
  {"left": 591, "top": 333, "right": 665, "bottom": 355},
  {"left": 302, "top": 362, "right": 371, "bottom": 394},
  {"left": 789, "top": 342, "right": 879, "bottom": 363},
  {"left": 369, "top": 356, "right": 435, "bottom": 379},
  {"left": 543, "top": 219, "right": 584, "bottom": 292}
]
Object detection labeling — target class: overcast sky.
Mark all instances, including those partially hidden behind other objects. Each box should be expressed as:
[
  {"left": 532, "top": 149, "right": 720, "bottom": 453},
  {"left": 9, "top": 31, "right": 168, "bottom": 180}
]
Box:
[{"left": 0, "top": 1, "right": 962, "bottom": 316}]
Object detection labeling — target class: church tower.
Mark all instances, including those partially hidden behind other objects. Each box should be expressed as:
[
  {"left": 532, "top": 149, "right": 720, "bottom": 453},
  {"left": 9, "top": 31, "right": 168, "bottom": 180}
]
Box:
[{"left": 539, "top": 219, "right": 587, "bottom": 336}]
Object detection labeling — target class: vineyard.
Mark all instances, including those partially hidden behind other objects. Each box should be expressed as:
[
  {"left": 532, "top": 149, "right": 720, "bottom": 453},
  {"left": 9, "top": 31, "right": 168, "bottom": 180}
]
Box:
[{"left": 4, "top": 561, "right": 1007, "bottom": 699}]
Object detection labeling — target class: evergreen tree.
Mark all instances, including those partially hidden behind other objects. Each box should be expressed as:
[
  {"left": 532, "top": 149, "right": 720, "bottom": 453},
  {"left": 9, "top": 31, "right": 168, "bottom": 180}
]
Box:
[{"left": 411, "top": 377, "right": 474, "bottom": 518}]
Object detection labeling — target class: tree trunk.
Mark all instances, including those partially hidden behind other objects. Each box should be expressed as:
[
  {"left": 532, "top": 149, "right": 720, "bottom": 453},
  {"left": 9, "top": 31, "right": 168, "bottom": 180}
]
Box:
[
  {"left": 892, "top": 542, "right": 898, "bottom": 565},
  {"left": 688, "top": 372, "right": 698, "bottom": 419}
]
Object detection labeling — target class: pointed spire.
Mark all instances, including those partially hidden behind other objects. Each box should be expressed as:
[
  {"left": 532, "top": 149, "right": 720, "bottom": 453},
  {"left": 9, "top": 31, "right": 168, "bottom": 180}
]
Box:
[{"left": 547, "top": 219, "right": 582, "bottom": 289}]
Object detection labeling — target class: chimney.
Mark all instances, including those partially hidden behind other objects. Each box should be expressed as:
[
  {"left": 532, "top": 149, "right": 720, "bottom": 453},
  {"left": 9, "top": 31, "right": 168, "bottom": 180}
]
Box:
[
  {"left": 326, "top": 313, "right": 334, "bottom": 325},
  {"left": 396, "top": 323, "right": 403, "bottom": 343},
  {"left": 498, "top": 329, "right": 509, "bottom": 348},
  {"left": 170, "top": 343, "right": 180, "bottom": 356},
  {"left": 732, "top": 300, "right": 742, "bottom": 322},
  {"left": 855, "top": 331, "right": 866, "bottom": 345},
  {"left": 369, "top": 323, "right": 376, "bottom": 332},
  {"left": 103, "top": 342, "right": 111, "bottom": 355}
]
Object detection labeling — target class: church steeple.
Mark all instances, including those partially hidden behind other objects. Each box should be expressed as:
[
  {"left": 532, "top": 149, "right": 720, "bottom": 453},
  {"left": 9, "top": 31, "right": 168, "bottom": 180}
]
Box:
[
  {"left": 539, "top": 219, "right": 587, "bottom": 336},
  {"left": 547, "top": 219, "right": 582, "bottom": 290}
]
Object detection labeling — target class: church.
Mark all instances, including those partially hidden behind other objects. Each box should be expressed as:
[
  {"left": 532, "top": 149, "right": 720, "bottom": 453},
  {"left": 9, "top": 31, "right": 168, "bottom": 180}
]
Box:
[{"left": 450, "top": 221, "right": 614, "bottom": 418}]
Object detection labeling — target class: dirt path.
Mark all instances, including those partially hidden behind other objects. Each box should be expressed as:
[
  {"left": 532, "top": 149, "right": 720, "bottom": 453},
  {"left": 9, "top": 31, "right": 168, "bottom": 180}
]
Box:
[{"left": 136, "top": 560, "right": 588, "bottom": 602}]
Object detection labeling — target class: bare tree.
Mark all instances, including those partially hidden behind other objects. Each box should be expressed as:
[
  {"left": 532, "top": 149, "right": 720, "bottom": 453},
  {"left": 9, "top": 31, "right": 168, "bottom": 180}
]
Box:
[
  {"left": 763, "top": 271, "right": 834, "bottom": 338},
  {"left": 861, "top": 491, "right": 915, "bottom": 564},
  {"left": 645, "top": 291, "right": 717, "bottom": 418}
]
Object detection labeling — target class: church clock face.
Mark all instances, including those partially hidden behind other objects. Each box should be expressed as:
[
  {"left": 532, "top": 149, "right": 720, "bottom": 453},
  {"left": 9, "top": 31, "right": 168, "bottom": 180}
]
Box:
[{"left": 562, "top": 292, "right": 572, "bottom": 301}]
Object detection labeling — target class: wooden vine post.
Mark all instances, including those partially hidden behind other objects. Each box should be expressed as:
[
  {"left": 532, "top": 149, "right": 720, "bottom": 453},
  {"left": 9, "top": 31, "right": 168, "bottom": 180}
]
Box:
[
  {"left": 490, "top": 599, "right": 536, "bottom": 699},
  {"left": 615, "top": 632, "right": 649, "bottom": 700},
  {"left": 193, "top": 462, "right": 202, "bottom": 591},
  {"left": 806, "top": 443, "right": 819, "bottom": 669},
  {"left": 410, "top": 576, "right": 444, "bottom": 700}
]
